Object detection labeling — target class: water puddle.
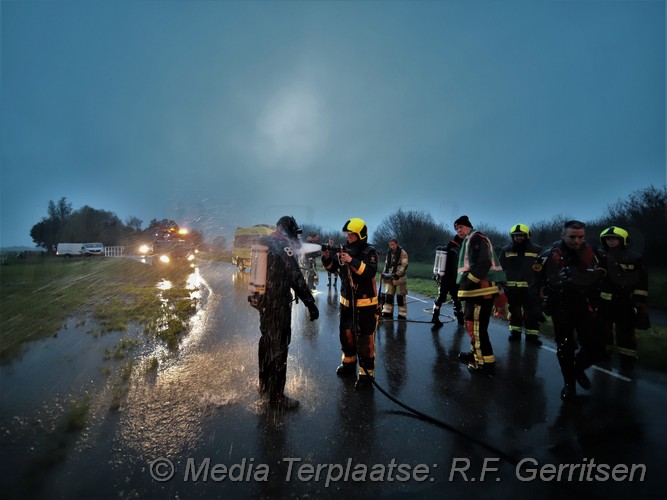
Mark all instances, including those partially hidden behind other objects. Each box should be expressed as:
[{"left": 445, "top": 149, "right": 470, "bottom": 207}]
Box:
[{"left": 0, "top": 268, "right": 211, "bottom": 494}]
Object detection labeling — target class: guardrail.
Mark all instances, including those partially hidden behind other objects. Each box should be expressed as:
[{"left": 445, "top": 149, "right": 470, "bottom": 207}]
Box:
[{"left": 104, "top": 246, "right": 125, "bottom": 257}]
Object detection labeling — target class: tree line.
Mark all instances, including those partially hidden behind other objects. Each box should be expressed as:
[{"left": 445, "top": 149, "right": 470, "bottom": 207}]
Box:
[
  {"left": 302, "top": 185, "right": 666, "bottom": 268},
  {"left": 29, "top": 197, "right": 204, "bottom": 253},
  {"left": 30, "top": 185, "right": 665, "bottom": 266}
]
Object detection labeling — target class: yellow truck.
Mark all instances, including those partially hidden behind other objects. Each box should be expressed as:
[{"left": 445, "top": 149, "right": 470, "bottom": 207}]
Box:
[{"left": 232, "top": 224, "right": 275, "bottom": 271}]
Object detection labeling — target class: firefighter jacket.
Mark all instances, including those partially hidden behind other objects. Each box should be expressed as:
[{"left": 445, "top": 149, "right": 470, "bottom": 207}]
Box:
[
  {"left": 259, "top": 232, "right": 316, "bottom": 308},
  {"left": 499, "top": 239, "right": 543, "bottom": 289},
  {"left": 383, "top": 246, "right": 408, "bottom": 285},
  {"left": 322, "top": 241, "right": 379, "bottom": 309},
  {"left": 456, "top": 231, "right": 506, "bottom": 298},
  {"left": 599, "top": 247, "right": 649, "bottom": 304},
  {"left": 533, "top": 240, "right": 604, "bottom": 311}
]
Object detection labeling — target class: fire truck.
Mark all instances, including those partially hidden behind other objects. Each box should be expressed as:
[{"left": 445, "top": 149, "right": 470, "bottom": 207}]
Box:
[{"left": 146, "top": 224, "right": 197, "bottom": 267}]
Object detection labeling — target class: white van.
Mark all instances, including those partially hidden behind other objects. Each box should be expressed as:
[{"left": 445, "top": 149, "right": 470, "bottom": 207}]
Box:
[
  {"left": 56, "top": 242, "right": 104, "bottom": 257},
  {"left": 56, "top": 243, "right": 85, "bottom": 257}
]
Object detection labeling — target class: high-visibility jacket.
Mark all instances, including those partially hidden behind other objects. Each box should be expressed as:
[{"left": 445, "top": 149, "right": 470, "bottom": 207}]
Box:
[{"left": 457, "top": 231, "right": 506, "bottom": 298}]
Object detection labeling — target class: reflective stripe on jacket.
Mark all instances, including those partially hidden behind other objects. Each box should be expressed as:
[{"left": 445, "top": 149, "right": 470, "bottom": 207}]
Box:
[{"left": 457, "top": 231, "right": 506, "bottom": 298}]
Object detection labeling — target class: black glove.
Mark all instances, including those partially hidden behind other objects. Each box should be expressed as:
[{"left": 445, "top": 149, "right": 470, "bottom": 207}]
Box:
[
  {"left": 392, "top": 274, "right": 399, "bottom": 280},
  {"left": 557, "top": 267, "right": 572, "bottom": 284},
  {"left": 635, "top": 303, "right": 651, "bottom": 330},
  {"left": 307, "top": 302, "right": 319, "bottom": 321}
]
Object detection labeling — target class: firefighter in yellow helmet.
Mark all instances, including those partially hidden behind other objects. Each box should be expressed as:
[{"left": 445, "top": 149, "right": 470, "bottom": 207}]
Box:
[
  {"left": 499, "top": 224, "right": 544, "bottom": 345},
  {"left": 321, "top": 218, "right": 380, "bottom": 390},
  {"left": 597, "top": 226, "right": 650, "bottom": 373}
]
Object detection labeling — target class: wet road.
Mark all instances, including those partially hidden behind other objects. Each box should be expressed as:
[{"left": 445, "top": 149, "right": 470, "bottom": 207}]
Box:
[{"left": 2, "top": 260, "right": 666, "bottom": 499}]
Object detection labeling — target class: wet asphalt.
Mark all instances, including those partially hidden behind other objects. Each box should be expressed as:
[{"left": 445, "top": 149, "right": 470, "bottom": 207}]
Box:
[{"left": 1, "top": 260, "right": 665, "bottom": 499}]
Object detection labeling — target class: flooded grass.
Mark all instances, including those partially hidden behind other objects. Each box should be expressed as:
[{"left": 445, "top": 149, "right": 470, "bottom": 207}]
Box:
[
  {"left": 109, "top": 360, "right": 135, "bottom": 411},
  {"left": 0, "top": 256, "right": 198, "bottom": 362}
]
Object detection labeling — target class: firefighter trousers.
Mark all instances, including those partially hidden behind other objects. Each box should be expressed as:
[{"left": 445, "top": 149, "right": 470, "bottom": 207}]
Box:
[
  {"left": 258, "top": 305, "right": 293, "bottom": 398},
  {"left": 463, "top": 296, "right": 495, "bottom": 365},
  {"left": 339, "top": 305, "right": 378, "bottom": 377}
]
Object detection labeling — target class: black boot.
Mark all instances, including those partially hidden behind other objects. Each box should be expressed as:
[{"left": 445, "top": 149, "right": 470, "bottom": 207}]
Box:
[
  {"left": 431, "top": 308, "right": 443, "bottom": 327},
  {"left": 576, "top": 368, "right": 591, "bottom": 390},
  {"left": 619, "top": 354, "right": 636, "bottom": 375},
  {"left": 458, "top": 352, "right": 475, "bottom": 364},
  {"left": 336, "top": 362, "right": 357, "bottom": 377},
  {"left": 354, "top": 375, "right": 374, "bottom": 390},
  {"left": 468, "top": 362, "right": 495, "bottom": 377},
  {"left": 525, "top": 335, "right": 543, "bottom": 346},
  {"left": 560, "top": 384, "right": 577, "bottom": 401},
  {"left": 270, "top": 394, "right": 300, "bottom": 410}
]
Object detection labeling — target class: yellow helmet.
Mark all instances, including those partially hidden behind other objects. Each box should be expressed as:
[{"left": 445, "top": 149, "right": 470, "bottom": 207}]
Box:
[
  {"left": 600, "top": 226, "right": 628, "bottom": 246},
  {"left": 510, "top": 223, "right": 530, "bottom": 238},
  {"left": 342, "top": 218, "right": 368, "bottom": 240}
]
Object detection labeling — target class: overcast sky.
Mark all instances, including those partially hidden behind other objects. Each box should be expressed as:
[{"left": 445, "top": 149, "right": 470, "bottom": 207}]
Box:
[{"left": 1, "top": 0, "right": 665, "bottom": 247}]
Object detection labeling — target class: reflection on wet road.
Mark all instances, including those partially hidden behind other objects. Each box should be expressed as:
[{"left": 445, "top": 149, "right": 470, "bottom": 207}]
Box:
[{"left": 1, "top": 260, "right": 665, "bottom": 499}]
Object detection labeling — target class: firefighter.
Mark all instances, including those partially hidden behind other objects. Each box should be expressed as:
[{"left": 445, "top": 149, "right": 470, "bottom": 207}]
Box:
[
  {"left": 598, "top": 226, "right": 650, "bottom": 373},
  {"left": 431, "top": 222, "right": 464, "bottom": 327},
  {"left": 533, "top": 220, "right": 605, "bottom": 401},
  {"left": 327, "top": 270, "right": 338, "bottom": 287},
  {"left": 322, "top": 218, "right": 380, "bottom": 390},
  {"left": 381, "top": 238, "right": 409, "bottom": 320},
  {"left": 499, "top": 224, "right": 544, "bottom": 345},
  {"left": 256, "top": 216, "right": 319, "bottom": 410},
  {"left": 455, "top": 216, "right": 506, "bottom": 376},
  {"left": 303, "top": 234, "right": 320, "bottom": 291},
  {"left": 325, "top": 239, "right": 338, "bottom": 286}
]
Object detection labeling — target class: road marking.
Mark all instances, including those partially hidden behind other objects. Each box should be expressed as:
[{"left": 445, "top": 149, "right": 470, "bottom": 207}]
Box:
[
  {"left": 407, "top": 294, "right": 429, "bottom": 303},
  {"left": 538, "top": 345, "right": 632, "bottom": 381}
]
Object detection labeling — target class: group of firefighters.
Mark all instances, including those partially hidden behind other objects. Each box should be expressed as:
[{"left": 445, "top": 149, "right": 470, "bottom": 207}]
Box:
[
  {"left": 251, "top": 214, "right": 650, "bottom": 410},
  {"left": 428, "top": 216, "right": 649, "bottom": 400}
]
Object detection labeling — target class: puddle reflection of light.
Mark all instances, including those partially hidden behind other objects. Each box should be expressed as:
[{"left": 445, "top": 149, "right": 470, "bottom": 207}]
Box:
[
  {"left": 157, "top": 279, "right": 173, "bottom": 291},
  {"left": 186, "top": 267, "right": 201, "bottom": 290},
  {"left": 178, "top": 271, "right": 212, "bottom": 352},
  {"left": 232, "top": 271, "right": 249, "bottom": 286}
]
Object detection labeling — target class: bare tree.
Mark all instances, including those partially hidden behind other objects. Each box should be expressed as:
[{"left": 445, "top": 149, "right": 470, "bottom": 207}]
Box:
[
  {"left": 125, "top": 216, "right": 143, "bottom": 232},
  {"left": 374, "top": 209, "right": 449, "bottom": 261}
]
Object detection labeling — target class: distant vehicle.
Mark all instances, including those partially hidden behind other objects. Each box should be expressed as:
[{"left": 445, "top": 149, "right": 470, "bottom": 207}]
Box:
[
  {"left": 57, "top": 242, "right": 104, "bottom": 257},
  {"left": 151, "top": 224, "right": 197, "bottom": 267},
  {"left": 232, "top": 224, "right": 275, "bottom": 271},
  {"left": 57, "top": 243, "right": 84, "bottom": 257},
  {"left": 83, "top": 242, "right": 105, "bottom": 256}
]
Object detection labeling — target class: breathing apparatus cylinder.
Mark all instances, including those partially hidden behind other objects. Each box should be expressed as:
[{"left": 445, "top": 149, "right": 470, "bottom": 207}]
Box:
[
  {"left": 433, "top": 247, "right": 447, "bottom": 278},
  {"left": 248, "top": 244, "right": 269, "bottom": 307}
]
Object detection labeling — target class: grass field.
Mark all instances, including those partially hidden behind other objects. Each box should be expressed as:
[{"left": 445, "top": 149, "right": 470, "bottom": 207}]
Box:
[{"left": 0, "top": 254, "right": 197, "bottom": 363}]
